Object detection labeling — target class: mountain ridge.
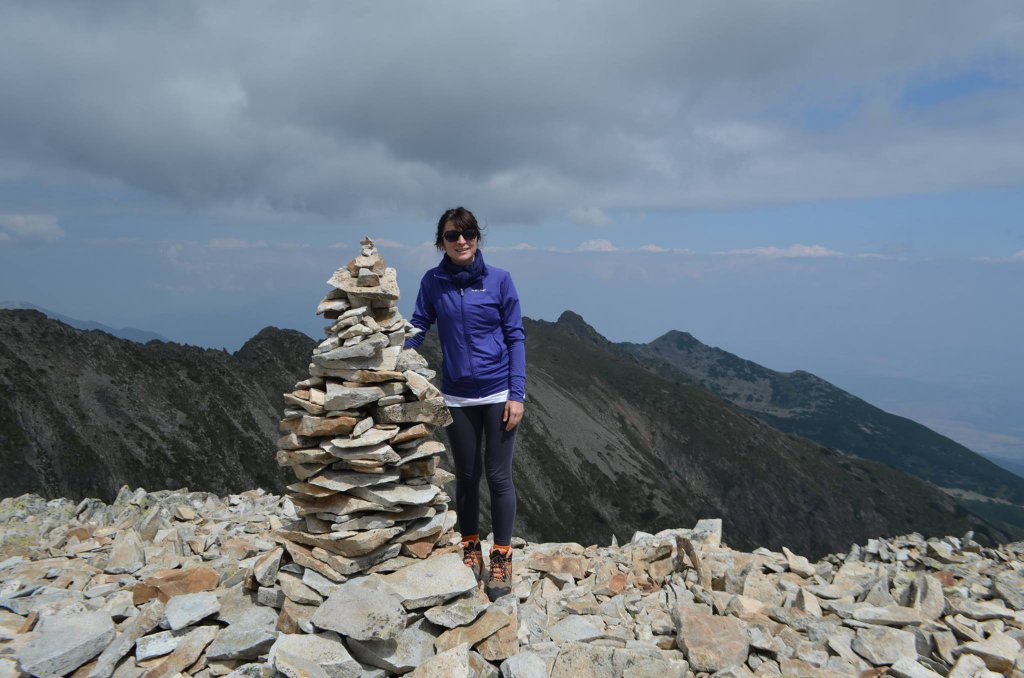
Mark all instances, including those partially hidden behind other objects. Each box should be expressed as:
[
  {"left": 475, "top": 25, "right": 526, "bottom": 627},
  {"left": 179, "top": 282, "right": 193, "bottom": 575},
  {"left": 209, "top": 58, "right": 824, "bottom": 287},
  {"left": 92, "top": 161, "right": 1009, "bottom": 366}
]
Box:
[
  {"left": 0, "top": 301, "right": 168, "bottom": 343},
  {"left": 617, "top": 321, "right": 1024, "bottom": 507},
  {"left": 0, "top": 308, "right": 1008, "bottom": 557}
]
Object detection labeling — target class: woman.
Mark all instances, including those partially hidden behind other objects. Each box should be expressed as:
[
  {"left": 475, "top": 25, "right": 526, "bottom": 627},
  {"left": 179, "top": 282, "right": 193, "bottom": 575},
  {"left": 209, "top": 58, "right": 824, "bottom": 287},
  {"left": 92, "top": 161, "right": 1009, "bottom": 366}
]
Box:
[{"left": 403, "top": 206, "right": 526, "bottom": 601}]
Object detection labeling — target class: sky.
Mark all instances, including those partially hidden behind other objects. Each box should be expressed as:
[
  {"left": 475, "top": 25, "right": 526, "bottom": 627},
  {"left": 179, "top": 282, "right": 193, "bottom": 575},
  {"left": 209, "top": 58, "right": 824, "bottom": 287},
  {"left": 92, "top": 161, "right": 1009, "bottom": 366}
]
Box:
[{"left": 0, "top": 2, "right": 1022, "bottom": 461}]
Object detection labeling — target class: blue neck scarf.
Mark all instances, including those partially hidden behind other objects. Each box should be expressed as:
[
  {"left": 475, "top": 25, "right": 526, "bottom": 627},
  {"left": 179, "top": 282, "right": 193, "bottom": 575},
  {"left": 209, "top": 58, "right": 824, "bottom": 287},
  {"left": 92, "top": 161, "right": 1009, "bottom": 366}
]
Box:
[{"left": 442, "top": 250, "right": 486, "bottom": 289}]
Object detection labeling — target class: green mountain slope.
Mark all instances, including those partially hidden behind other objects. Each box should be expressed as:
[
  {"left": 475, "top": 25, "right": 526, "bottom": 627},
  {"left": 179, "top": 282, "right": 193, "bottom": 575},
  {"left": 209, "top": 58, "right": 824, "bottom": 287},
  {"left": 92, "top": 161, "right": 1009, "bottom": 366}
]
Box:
[{"left": 0, "top": 310, "right": 312, "bottom": 501}]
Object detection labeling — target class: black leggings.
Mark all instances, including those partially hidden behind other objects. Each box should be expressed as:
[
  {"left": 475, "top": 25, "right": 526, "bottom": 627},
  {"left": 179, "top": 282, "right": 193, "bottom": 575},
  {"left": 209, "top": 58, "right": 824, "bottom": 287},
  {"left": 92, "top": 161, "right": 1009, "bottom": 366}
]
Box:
[{"left": 446, "top": 402, "right": 518, "bottom": 546}]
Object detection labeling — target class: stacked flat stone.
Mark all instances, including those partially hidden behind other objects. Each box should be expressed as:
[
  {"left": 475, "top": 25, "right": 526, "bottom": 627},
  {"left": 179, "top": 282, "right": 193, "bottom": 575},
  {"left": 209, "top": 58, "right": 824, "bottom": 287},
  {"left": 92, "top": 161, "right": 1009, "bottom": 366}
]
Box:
[{"left": 274, "top": 237, "right": 456, "bottom": 581}]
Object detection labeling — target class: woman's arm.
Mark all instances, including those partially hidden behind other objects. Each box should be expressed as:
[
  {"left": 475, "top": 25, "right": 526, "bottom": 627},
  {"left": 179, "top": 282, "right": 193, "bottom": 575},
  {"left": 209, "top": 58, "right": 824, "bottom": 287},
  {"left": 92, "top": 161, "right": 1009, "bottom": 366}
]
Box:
[
  {"left": 499, "top": 273, "right": 526, "bottom": 403},
  {"left": 403, "top": 274, "right": 437, "bottom": 350}
]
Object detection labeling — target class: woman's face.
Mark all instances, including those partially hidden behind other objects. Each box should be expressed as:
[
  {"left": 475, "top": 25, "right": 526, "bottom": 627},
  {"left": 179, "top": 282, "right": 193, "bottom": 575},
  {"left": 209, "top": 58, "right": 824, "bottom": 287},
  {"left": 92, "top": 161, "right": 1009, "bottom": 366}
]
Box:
[{"left": 442, "top": 222, "right": 478, "bottom": 265}]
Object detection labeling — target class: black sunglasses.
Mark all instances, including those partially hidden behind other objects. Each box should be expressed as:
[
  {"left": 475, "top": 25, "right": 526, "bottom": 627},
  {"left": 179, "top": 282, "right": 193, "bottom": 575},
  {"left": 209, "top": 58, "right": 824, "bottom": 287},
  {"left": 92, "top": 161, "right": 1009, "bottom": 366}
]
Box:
[{"left": 442, "top": 229, "right": 479, "bottom": 243}]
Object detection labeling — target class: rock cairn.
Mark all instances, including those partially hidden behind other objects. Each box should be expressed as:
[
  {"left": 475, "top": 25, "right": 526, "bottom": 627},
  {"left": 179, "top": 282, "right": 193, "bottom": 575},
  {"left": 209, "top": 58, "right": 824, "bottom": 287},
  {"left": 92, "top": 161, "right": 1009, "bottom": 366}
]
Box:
[
  {"left": 3, "top": 491, "right": 1024, "bottom": 677},
  {"left": 274, "top": 236, "right": 457, "bottom": 579}
]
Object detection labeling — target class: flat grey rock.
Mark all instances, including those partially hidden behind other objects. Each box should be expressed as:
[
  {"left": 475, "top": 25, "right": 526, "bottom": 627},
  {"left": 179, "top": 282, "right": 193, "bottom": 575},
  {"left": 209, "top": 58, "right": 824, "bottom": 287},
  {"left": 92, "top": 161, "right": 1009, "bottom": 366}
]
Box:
[
  {"left": 347, "top": 617, "right": 440, "bottom": 673},
  {"left": 279, "top": 571, "right": 322, "bottom": 605},
  {"left": 548, "top": 615, "right": 602, "bottom": 643},
  {"left": 324, "top": 383, "right": 386, "bottom": 411},
  {"left": 425, "top": 592, "right": 490, "bottom": 629},
  {"left": 500, "top": 651, "right": 549, "bottom": 678},
  {"left": 889, "top": 657, "right": 944, "bottom": 678},
  {"left": 164, "top": 591, "right": 221, "bottom": 630},
  {"left": 217, "top": 585, "right": 278, "bottom": 629},
  {"left": 324, "top": 441, "right": 399, "bottom": 463},
  {"left": 379, "top": 553, "right": 478, "bottom": 609},
  {"left": 135, "top": 629, "right": 188, "bottom": 661},
  {"left": 308, "top": 469, "right": 400, "bottom": 492},
  {"left": 0, "top": 657, "right": 21, "bottom": 678},
  {"left": 270, "top": 632, "right": 364, "bottom": 678},
  {"left": 302, "top": 569, "right": 343, "bottom": 597},
  {"left": 252, "top": 547, "right": 283, "bottom": 587},
  {"left": 223, "top": 662, "right": 273, "bottom": 678},
  {"left": 953, "top": 632, "right": 1020, "bottom": 673},
  {"left": 16, "top": 611, "right": 116, "bottom": 677},
  {"left": 349, "top": 482, "right": 440, "bottom": 508},
  {"left": 103, "top": 529, "right": 145, "bottom": 574},
  {"left": 373, "top": 398, "right": 453, "bottom": 427},
  {"left": 549, "top": 642, "right": 616, "bottom": 678},
  {"left": 407, "top": 643, "right": 470, "bottom": 678},
  {"left": 672, "top": 606, "right": 748, "bottom": 673},
  {"left": 311, "top": 577, "right": 407, "bottom": 641},
  {"left": 852, "top": 626, "right": 917, "bottom": 666},
  {"left": 851, "top": 604, "right": 923, "bottom": 626},
  {"left": 206, "top": 624, "right": 278, "bottom": 661}
]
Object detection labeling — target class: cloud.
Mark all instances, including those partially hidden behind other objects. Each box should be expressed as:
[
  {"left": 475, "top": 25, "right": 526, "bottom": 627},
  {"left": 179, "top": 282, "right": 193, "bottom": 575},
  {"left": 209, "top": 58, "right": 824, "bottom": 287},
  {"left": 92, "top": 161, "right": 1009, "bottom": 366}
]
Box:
[
  {"left": 638, "top": 244, "right": 696, "bottom": 254},
  {"left": 568, "top": 207, "right": 612, "bottom": 227},
  {"left": 0, "top": 4, "right": 1022, "bottom": 224},
  {"left": 208, "top": 238, "right": 267, "bottom": 249},
  {"left": 0, "top": 214, "right": 65, "bottom": 245},
  {"left": 372, "top": 238, "right": 406, "bottom": 249},
  {"left": 721, "top": 244, "right": 844, "bottom": 258},
  {"left": 576, "top": 239, "right": 618, "bottom": 252},
  {"left": 86, "top": 236, "right": 140, "bottom": 247},
  {"left": 977, "top": 249, "right": 1024, "bottom": 263}
]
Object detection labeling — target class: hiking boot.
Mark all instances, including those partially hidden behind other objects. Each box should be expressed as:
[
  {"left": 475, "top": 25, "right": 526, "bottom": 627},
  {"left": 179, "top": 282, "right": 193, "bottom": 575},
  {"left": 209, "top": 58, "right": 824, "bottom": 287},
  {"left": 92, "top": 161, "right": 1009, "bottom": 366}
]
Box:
[
  {"left": 462, "top": 539, "right": 483, "bottom": 582},
  {"left": 486, "top": 547, "right": 512, "bottom": 601}
]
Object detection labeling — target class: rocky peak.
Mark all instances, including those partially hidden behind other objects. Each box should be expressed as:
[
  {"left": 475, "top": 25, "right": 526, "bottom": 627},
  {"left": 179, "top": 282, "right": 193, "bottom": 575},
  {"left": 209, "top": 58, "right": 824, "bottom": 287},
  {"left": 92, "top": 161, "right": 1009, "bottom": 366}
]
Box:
[{"left": 553, "top": 310, "right": 613, "bottom": 350}]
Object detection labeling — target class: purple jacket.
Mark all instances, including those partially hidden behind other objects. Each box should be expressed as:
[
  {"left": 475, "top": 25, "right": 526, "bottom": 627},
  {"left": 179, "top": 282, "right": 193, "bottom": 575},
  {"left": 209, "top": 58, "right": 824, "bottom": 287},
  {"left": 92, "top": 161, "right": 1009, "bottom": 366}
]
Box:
[{"left": 404, "top": 256, "right": 526, "bottom": 402}]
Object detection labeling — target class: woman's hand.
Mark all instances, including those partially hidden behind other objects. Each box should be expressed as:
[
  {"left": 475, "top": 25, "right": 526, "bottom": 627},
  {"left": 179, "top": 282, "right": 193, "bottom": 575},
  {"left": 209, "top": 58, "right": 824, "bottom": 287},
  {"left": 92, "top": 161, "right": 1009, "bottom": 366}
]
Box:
[{"left": 503, "top": 400, "right": 524, "bottom": 431}]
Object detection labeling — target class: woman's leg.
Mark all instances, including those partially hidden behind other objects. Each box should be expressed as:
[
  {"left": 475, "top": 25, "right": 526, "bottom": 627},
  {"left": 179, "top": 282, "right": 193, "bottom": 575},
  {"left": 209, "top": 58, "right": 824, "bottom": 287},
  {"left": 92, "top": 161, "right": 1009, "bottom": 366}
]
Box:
[
  {"left": 446, "top": 405, "right": 486, "bottom": 537},
  {"left": 481, "top": 402, "right": 518, "bottom": 546}
]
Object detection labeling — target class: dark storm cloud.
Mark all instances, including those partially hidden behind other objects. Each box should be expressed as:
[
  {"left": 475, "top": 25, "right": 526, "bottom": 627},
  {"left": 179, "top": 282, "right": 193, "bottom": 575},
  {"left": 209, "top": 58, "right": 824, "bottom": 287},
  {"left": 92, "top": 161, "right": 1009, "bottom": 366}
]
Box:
[{"left": 1, "top": 1, "right": 1022, "bottom": 223}]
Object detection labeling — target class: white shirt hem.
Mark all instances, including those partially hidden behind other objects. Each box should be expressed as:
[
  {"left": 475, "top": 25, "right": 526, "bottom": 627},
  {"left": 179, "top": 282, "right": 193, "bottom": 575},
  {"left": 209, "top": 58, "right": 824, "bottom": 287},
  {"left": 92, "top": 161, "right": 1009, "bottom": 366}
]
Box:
[{"left": 443, "top": 389, "right": 510, "bottom": 408}]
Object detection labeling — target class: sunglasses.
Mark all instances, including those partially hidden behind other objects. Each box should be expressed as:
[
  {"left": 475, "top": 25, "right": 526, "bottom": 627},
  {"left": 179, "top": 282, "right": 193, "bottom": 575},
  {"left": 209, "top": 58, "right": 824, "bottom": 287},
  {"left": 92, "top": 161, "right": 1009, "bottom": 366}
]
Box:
[{"left": 442, "top": 229, "right": 479, "bottom": 243}]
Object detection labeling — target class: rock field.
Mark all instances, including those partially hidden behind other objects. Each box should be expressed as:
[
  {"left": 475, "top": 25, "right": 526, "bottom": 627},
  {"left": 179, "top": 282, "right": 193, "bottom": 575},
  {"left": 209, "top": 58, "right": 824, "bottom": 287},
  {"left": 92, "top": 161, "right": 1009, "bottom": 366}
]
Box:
[{"left": 2, "top": 487, "right": 1024, "bottom": 677}]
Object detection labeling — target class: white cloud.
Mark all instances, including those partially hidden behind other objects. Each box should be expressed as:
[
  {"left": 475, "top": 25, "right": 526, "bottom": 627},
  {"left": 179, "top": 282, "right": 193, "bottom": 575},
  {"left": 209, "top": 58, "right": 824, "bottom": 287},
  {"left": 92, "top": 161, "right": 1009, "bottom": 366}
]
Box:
[
  {"left": 0, "top": 214, "right": 65, "bottom": 246},
  {"left": 576, "top": 239, "right": 618, "bottom": 252},
  {"left": 977, "top": 249, "right": 1024, "bottom": 263},
  {"left": 208, "top": 238, "right": 267, "bottom": 249},
  {"left": 637, "top": 244, "right": 696, "bottom": 254},
  {"left": 568, "top": 207, "right": 612, "bottom": 227},
  {"left": 0, "top": 4, "right": 1021, "bottom": 223},
  {"left": 722, "top": 244, "right": 843, "bottom": 258},
  {"left": 490, "top": 242, "right": 539, "bottom": 252},
  {"left": 86, "top": 236, "right": 140, "bottom": 247}
]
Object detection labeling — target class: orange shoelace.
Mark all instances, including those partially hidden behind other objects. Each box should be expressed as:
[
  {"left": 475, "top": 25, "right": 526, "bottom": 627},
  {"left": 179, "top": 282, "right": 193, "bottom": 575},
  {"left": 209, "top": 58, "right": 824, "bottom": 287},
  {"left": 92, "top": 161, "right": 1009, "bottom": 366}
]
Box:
[
  {"left": 489, "top": 547, "right": 512, "bottom": 582},
  {"left": 462, "top": 536, "right": 482, "bottom": 570}
]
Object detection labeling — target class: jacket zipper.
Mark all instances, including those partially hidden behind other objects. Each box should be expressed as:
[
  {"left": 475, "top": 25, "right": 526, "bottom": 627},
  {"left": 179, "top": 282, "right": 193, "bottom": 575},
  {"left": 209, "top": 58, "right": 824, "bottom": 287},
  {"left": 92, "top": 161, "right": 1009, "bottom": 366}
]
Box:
[{"left": 459, "top": 286, "right": 480, "bottom": 392}]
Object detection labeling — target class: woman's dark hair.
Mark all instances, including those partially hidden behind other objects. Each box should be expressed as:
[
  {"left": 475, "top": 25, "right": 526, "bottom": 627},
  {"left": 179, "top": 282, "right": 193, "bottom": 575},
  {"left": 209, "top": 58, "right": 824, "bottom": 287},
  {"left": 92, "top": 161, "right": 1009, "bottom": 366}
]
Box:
[{"left": 434, "top": 206, "right": 483, "bottom": 250}]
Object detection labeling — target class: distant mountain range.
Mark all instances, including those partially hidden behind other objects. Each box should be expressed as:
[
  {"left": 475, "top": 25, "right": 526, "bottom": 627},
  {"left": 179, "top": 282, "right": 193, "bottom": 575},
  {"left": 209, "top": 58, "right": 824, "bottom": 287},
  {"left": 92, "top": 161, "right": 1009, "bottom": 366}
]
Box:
[
  {"left": 0, "top": 301, "right": 168, "bottom": 343},
  {"left": 607, "top": 319, "right": 1024, "bottom": 537},
  {"left": 1, "top": 308, "right": 1017, "bottom": 557}
]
